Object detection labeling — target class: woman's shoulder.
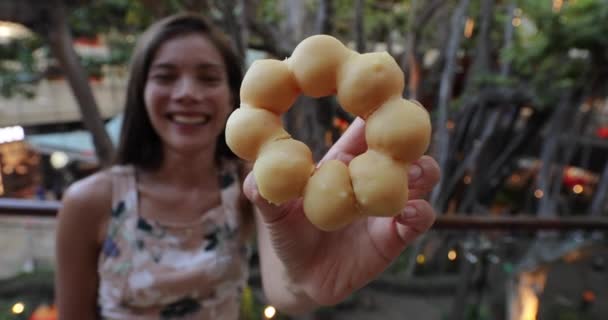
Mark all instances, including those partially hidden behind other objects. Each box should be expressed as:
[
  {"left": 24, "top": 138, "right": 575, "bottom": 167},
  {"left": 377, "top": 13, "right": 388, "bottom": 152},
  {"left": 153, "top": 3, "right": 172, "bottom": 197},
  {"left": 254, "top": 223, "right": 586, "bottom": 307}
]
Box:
[{"left": 58, "top": 167, "right": 116, "bottom": 225}]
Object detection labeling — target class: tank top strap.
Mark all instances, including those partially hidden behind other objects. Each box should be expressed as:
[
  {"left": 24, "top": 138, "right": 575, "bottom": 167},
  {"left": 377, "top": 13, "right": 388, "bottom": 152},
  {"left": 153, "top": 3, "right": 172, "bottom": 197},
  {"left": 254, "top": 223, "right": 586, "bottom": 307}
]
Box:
[
  {"left": 107, "top": 165, "right": 138, "bottom": 222},
  {"left": 217, "top": 160, "right": 242, "bottom": 215}
]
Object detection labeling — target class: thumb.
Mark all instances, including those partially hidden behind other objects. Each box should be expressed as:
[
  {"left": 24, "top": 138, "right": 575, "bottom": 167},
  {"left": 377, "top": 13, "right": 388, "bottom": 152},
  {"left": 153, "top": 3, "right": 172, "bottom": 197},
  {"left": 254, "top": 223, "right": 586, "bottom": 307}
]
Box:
[{"left": 243, "top": 171, "right": 299, "bottom": 224}]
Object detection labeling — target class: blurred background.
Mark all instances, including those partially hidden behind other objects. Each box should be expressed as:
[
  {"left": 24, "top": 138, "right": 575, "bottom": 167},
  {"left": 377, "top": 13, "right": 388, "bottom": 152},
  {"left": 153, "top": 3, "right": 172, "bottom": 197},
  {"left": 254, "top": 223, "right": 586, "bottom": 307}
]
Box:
[{"left": 0, "top": 0, "right": 607, "bottom": 319}]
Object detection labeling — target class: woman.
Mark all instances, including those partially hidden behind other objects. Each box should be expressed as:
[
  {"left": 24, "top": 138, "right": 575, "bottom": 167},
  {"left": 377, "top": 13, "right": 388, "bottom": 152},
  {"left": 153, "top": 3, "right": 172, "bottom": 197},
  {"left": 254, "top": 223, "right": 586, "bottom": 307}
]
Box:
[{"left": 55, "top": 13, "right": 440, "bottom": 319}]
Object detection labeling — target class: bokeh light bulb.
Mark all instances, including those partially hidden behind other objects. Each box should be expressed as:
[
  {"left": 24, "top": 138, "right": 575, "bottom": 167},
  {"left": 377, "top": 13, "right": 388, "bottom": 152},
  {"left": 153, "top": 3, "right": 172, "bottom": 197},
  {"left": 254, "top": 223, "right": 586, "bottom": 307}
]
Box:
[
  {"left": 12, "top": 302, "right": 25, "bottom": 314},
  {"left": 264, "top": 305, "right": 276, "bottom": 319}
]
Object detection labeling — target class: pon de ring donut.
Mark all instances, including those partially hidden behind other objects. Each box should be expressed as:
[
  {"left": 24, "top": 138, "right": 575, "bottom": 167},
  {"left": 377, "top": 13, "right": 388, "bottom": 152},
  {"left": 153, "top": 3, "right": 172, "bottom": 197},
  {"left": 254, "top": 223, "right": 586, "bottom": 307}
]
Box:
[{"left": 226, "top": 35, "right": 432, "bottom": 231}]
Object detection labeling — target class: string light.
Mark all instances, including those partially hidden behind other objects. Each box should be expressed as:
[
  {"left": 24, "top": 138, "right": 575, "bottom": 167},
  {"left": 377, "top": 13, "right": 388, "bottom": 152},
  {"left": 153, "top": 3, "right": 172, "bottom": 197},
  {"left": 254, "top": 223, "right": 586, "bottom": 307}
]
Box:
[
  {"left": 512, "top": 17, "right": 522, "bottom": 27},
  {"left": 264, "top": 306, "right": 276, "bottom": 319},
  {"left": 416, "top": 254, "right": 426, "bottom": 264},
  {"left": 463, "top": 175, "right": 472, "bottom": 185},
  {"left": 464, "top": 18, "right": 475, "bottom": 38},
  {"left": 534, "top": 189, "right": 544, "bottom": 199},
  {"left": 446, "top": 120, "right": 455, "bottom": 130},
  {"left": 12, "top": 302, "right": 25, "bottom": 314},
  {"left": 572, "top": 184, "right": 584, "bottom": 194},
  {"left": 448, "top": 250, "right": 457, "bottom": 261},
  {"left": 50, "top": 151, "right": 69, "bottom": 169}
]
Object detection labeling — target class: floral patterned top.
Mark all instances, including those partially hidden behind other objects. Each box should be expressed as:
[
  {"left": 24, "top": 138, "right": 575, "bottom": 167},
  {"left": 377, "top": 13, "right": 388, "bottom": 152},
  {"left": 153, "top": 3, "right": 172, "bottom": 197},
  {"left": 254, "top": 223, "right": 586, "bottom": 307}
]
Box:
[{"left": 97, "top": 163, "right": 250, "bottom": 319}]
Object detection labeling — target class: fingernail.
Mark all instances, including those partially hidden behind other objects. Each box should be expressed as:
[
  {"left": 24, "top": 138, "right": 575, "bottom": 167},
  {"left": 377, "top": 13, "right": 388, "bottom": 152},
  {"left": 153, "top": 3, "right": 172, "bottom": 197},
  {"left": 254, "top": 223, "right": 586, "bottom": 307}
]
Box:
[
  {"left": 408, "top": 165, "right": 422, "bottom": 181},
  {"left": 401, "top": 206, "right": 417, "bottom": 219}
]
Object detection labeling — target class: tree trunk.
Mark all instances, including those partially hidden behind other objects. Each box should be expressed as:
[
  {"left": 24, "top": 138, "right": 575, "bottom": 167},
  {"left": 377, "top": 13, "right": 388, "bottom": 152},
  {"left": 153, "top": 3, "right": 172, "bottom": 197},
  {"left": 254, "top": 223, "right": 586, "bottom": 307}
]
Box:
[
  {"left": 464, "top": 0, "right": 495, "bottom": 91},
  {"left": 536, "top": 92, "right": 574, "bottom": 217},
  {"left": 456, "top": 108, "right": 502, "bottom": 212},
  {"left": 314, "top": 0, "right": 333, "bottom": 36},
  {"left": 216, "top": 0, "right": 247, "bottom": 68},
  {"left": 283, "top": 0, "right": 307, "bottom": 46},
  {"left": 430, "top": 0, "right": 471, "bottom": 210},
  {"left": 354, "top": 0, "right": 365, "bottom": 52},
  {"left": 589, "top": 161, "right": 608, "bottom": 216},
  {"left": 46, "top": 0, "right": 115, "bottom": 167},
  {"left": 500, "top": 1, "right": 516, "bottom": 77},
  {"left": 402, "top": 0, "right": 446, "bottom": 100},
  {"left": 404, "top": 0, "right": 420, "bottom": 100}
]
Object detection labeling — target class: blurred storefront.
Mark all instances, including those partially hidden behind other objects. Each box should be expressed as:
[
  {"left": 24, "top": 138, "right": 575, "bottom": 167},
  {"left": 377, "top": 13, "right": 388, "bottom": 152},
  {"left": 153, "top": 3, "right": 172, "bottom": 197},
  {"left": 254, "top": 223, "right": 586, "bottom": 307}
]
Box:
[{"left": 0, "top": 126, "right": 42, "bottom": 199}]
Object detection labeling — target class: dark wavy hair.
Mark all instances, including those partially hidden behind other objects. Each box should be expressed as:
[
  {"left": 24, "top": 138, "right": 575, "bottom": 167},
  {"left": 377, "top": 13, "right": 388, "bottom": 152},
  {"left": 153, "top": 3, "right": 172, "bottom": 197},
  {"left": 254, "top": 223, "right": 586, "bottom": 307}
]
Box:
[{"left": 114, "top": 13, "right": 242, "bottom": 169}]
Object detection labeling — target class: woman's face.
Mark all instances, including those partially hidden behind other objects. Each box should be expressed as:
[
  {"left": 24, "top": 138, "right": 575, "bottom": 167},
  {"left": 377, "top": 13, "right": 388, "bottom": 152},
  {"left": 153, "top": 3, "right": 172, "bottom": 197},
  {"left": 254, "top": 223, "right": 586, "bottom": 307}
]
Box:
[{"left": 144, "top": 33, "right": 232, "bottom": 156}]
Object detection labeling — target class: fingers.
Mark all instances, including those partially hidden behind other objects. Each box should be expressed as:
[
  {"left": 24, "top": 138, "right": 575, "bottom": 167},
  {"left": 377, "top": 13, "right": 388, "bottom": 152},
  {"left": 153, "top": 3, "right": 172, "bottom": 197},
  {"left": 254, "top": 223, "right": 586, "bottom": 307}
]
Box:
[
  {"left": 367, "top": 199, "right": 436, "bottom": 263},
  {"left": 407, "top": 155, "right": 441, "bottom": 200},
  {"left": 320, "top": 117, "right": 366, "bottom": 164},
  {"left": 243, "top": 172, "right": 298, "bottom": 224},
  {"left": 395, "top": 200, "right": 436, "bottom": 244}
]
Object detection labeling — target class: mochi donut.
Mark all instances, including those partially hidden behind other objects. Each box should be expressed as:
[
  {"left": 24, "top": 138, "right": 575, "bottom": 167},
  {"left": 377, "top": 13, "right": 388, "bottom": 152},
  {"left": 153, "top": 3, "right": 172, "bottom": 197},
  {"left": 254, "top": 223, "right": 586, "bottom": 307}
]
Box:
[{"left": 225, "top": 35, "right": 431, "bottom": 231}]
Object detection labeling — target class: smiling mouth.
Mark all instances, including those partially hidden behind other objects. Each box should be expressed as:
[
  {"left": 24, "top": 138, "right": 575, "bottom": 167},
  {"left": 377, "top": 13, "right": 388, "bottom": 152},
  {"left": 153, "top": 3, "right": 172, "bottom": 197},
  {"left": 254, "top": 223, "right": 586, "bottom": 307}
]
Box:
[{"left": 168, "top": 114, "right": 210, "bottom": 125}]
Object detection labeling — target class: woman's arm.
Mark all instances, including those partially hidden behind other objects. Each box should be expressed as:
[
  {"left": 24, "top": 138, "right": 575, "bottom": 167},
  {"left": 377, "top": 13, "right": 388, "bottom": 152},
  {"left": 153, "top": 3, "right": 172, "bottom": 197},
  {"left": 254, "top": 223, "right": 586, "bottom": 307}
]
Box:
[{"left": 55, "top": 173, "right": 112, "bottom": 319}]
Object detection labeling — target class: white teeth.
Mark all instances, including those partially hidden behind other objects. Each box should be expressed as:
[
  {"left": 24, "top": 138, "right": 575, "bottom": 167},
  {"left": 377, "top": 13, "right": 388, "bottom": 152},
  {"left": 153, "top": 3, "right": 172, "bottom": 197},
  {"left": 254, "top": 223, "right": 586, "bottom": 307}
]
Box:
[{"left": 171, "top": 115, "right": 209, "bottom": 125}]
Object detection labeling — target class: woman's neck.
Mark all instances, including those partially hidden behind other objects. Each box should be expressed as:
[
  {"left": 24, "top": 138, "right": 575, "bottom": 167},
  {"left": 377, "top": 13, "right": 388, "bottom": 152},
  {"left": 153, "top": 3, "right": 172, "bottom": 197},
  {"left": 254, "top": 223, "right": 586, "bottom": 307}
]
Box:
[{"left": 147, "top": 146, "right": 219, "bottom": 189}]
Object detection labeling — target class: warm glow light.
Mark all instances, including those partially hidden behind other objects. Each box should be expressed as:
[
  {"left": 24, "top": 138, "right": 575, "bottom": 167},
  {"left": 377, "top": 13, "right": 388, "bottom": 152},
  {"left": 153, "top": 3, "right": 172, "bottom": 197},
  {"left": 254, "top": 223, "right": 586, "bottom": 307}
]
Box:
[
  {"left": 0, "top": 25, "right": 11, "bottom": 38},
  {"left": 12, "top": 302, "right": 25, "bottom": 314},
  {"left": 446, "top": 120, "right": 455, "bottom": 130},
  {"left": 582, "top": 290, "right": 596, "bottom": 303},
  {"left": 512, "top": 17, "right": 522, "bottom": 27},
  {"left": 534, "top": 189, "right": 544, "bottom": 199},
  {"left": 464, "top": 18, "right": 475, "bottom": 38},
  {"left": 448, "top": 250, "right": 457, "bottom": 261},
  {"left": 0, "top": 21, "right": 32, "bottom": 42},
  {"left": 416, "top": 254, "right": 426, "bottom": 264},
  {"left": 463, "top": 175, "right": 472, "bottom": 185},
  {"left": 50, "top": 151, "right": 69, "bottom": 169},
  {"left": 264, "top": 306, "right": 276, "bottom": 319},
  {"left": 0, "top": 126, "right": 25, "bottom": 144},
  {"left": 520, "top": 286, "right": 539, "bottom": 320},
  {"left": 520, "top": 106, "right": 534, "bottom": 118},
  {"left": 572, "top": 184, "right": 584, "bottom": 194},
  {"left": 510, "top": 174, "right": 522, "bottom": 184}
]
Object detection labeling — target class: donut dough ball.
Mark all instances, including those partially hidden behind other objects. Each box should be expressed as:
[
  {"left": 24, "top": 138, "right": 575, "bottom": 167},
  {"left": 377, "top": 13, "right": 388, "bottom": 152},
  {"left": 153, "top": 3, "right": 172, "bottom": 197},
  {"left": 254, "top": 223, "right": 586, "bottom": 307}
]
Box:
[
  {"left": 240, "top": 59, "right": 300, "bottom": 114},
  {"left": 349, "top": 150, "right": 409, "bottom": 217},
  {"left": 337, "top": 52, "right": 404, "bottom": 118},
  {"left": 303, "top": 160, "right": 361, "bottom": 231},
  {"left": 253, "top": 139, "right": 315, "bottom": 204},
  {"left": 366, "top": 98, "right": 431, "bottom": 162},
  {"left": 288, "top": 35, "right": 352, "bottom": 98},
  {"left": 225, "top": 106, "right": 290, "bottom": 161},
  {"left": 225, "top": 34, "right": 432, "bottom": 231}
]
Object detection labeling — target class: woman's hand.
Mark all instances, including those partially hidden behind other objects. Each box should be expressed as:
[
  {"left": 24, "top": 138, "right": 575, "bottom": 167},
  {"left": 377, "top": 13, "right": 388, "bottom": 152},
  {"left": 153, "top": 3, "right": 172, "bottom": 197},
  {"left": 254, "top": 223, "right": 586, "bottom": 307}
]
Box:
[{"left": 243, "top": 117, "right": 440, "bottom": 307}]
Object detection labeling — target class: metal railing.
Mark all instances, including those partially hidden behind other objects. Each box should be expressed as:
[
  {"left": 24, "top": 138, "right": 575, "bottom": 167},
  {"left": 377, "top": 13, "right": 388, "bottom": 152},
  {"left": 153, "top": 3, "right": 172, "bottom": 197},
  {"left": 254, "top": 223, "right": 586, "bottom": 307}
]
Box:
[{"left": 2, "top": 197, "right": 608, "bottom": 230}]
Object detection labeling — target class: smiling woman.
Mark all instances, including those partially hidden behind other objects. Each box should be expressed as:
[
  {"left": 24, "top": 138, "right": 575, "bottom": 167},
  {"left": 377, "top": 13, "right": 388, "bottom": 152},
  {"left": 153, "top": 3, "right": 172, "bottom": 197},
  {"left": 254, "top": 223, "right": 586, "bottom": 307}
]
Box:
[
  {"left": 143, "top": 33, "right": 233, "bottom": 155},
  {"left": 55, "top": 13, "right": 250, "bottom": 319}
]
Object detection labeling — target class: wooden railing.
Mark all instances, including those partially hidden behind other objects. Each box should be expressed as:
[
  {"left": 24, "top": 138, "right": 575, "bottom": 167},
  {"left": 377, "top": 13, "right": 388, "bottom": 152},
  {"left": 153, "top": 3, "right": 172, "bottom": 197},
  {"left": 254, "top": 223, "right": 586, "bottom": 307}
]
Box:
[
  {"left": 1, "top": 198, "right": 608, "bottom": 230},
  {"left": 0, "top": 198, "right": 61, "bottom": 217}
]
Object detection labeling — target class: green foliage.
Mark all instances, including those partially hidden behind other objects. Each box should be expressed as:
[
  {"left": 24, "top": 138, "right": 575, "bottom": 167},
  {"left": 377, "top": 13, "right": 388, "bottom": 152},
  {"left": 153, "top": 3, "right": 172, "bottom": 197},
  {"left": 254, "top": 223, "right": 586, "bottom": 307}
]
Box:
[
  {"left": 0, "top": 36, "right": 44, "bottom": 98},
  {"left": 507, "top": 0, "right": 608, "bottom": 109},
  {"left": 69, "top": 0, "right": 153, "bottom": 36}
]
